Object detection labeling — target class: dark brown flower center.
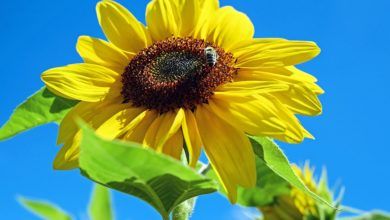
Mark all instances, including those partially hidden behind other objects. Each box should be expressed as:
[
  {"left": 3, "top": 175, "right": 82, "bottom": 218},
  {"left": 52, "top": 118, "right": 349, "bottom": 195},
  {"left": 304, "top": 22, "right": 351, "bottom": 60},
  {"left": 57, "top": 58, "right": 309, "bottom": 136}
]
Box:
[{"left": 121, "top": 37, "right": 237, "bottom": 113}]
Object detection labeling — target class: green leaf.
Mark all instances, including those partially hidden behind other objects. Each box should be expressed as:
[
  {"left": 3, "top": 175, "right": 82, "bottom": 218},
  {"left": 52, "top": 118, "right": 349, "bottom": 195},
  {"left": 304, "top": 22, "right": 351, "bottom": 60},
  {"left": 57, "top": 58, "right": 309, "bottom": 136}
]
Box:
[
  {"left": 0, "top": 87, "right": 77, "bottom": 141},
  {"left": 340, "top": 211, "right": 390, "bottom": 220},
  {"left": 18, "top": 197, "right": 72, "bottom": 220},
  {"left": 236, "top": 159, "right": 291, "bottom": 207},
  {"left": 88, "top": 184, "right": 114, "bottom": 220},
  {"left": 249, "top": 136, "right": 334, "bottom": 209},
  {"left": 78, "top": 122, "right": 218, "bottom": 220}
]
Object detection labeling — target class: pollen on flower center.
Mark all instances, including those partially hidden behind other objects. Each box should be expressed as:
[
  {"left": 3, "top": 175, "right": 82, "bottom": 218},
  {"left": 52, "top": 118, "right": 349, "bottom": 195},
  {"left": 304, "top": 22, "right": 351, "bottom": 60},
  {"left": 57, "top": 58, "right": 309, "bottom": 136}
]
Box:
[{"left": 121, "top": 37, "right": 237, "bottom": 113}]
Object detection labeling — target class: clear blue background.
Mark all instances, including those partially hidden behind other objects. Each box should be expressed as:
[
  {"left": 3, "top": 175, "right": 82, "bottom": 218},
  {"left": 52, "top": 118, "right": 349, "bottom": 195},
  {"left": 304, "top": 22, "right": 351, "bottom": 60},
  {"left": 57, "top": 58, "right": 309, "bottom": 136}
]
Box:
[{"left": 1, "top": 0, "right": 389, "bottom": 219}]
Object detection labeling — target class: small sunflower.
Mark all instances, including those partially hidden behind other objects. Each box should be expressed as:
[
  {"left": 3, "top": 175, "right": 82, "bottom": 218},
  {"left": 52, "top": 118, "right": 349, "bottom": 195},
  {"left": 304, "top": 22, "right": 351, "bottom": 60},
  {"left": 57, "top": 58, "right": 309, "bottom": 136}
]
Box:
[
  {"left": 42, "top": 0, "right": 323, "bottom": 202},
  {"left": 259, "top": 163, "right": 336, "bottom": 220}
]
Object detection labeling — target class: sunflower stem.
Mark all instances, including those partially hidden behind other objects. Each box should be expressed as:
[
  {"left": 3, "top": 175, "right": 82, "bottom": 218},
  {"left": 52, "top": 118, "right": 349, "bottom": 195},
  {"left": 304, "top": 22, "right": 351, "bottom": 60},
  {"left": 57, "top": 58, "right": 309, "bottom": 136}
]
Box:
[
  {"left": 172, "top": 198, "right": 196, "bottom": 220},
  {"left": 171, "top": 161, "right": 210, "bottom": 220}
]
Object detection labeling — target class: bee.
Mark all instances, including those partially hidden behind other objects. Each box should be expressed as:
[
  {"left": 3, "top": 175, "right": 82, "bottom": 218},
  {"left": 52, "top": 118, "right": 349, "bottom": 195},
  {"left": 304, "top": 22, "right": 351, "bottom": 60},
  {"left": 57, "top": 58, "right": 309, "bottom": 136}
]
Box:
[{"left": 204, "top": 46, "right": 218, "bottom": 66}]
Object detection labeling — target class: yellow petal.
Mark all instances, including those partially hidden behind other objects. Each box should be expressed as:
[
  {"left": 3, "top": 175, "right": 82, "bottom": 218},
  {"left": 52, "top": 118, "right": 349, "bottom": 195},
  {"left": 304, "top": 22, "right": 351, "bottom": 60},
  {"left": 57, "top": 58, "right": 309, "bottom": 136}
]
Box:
[
  {"left": 146, "top": 0, "right": 181, "bottom": 41},
  {"left": 232, "top": 39, "right": 320, "bottom": 68},
  {"left": 234, "top": 67, "right": 323, "bottom": 116},
  {"left": 215, "top": 81, "right": 289, "bottom": 97},
  {"left": 57, "top": 101, "right": 98, "bottom": 145},
  {"left": 96, "top": 0, "right": 151, "bottom": 53},
  {"left": 199, "top": 0, "right": 219, "bottom": 12},
  {"left": 195, "top": 106, "right": 256, "bottom": 203},
  {"left": 286, "top": 66, "right": 324, "bottom": 95},
  {"left": 144, "top": 109, "right": 184, "bottom": 151},
  {"left": 42, "top": 63, "right": 119, "bottom": 102},
  {"left": 273, "top": 84, "right": 322, "bottom": 116},
  {"left": 193, "top": 0, "right": 219, "bottom": 37},
  {"left": 286, "top": 66, "right": 318, "bottom": 83},
  {"left": 95, "top": 106, "right": 145, "bottom": 139},
  {"left": 238, "top": 66, "right": 317, "bottom": 83},
  {"left": 155, "top": 110, "right": 184, "bottom": 151},
  {"left": 231, "top": 38, "right": 287, "bottom": 61},
  {"left": 143, "top": 113, "right": 165, "bottom": 149},
  {"left": 162, "top": 129, "right": 184, "bottom": 160},
  {"left": 182, "top": 110, "right": 202, "bottom": 167},
  {"left": 57, "top": 96, "right": 123, "bottom": 145},
  {"left": 145, "top": 0, "right": 211, "bottom": 39},
  {"left": 176, "top": 0, "right": 200, "bottom": 37},
  {"left": 145, "top": 0, "right": 217, "bottom": 39},
  {"left": 302, "top": 127, "right": 315, "bottom": 140},
  {"left": 124, "top": 110, "right": 159, "bottom": 143},
  {"left": 198, "top": 6, "right": 254, "bottom": 51},
  {"left": 76, "top": 36, "right": 131, "bottom": 73},
  {"left": 53, "top": 132, "right": 80, "bottom": 170},
  {"left": 208, "top": 97, "right": 286, "bottom": 136},
  {"left": 264, "top": 95, "right": 306, "bottom": 143},
  {"left": 236, "top": 67, "right": 324, "bottom": 95},
  {"left": 55, "top": 102, "right": 142, "bottom": 170}
]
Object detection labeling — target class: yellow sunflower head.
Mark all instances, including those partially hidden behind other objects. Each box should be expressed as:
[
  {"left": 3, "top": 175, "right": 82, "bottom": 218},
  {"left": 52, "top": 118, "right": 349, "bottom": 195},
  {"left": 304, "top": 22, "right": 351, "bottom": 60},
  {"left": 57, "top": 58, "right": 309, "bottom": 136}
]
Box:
[
  {"left": 41, "top": 0, "right": 323, "bottom": 202},
  {"left": 259, "top": 162, "right": 337, "bottom": 220}
]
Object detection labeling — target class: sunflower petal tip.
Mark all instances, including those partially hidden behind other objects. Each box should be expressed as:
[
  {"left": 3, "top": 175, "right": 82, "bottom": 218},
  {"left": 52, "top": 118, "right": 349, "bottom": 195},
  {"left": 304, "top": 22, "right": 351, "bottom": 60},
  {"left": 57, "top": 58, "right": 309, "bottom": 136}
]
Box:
[
  {"left": 312, "top": 42, "right": 321, "bottom": 56},
  {"left": 76, "top": 35, "right": 90, "bottom": 45},
  {"left": 95, "top": 1, "right": 107, "bottom": 24},
  {"left": 316, "top": 88, "right": 325, "bottom": 95},
  {"left": 40, "top": 71, "right": 52, "bottom": 86},
  {"left": 304, "top": 133, "right": 316, "bottom": 140},
  {"left": 96, "top": 1, "right": 103, "bottom": 9},
  {"left": 315, "top": 107, "right": 323, "bottom": 116},
  {"left": 227, "top": 193, "right": 238, "bottom": 204}
]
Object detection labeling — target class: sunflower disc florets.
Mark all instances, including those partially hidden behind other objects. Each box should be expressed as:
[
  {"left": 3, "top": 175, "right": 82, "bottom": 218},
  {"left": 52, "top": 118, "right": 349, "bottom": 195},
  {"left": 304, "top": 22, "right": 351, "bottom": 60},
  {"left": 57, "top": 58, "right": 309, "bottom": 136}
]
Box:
[{"left": 121, "top": 36, "right": 237, "bottom": 113}]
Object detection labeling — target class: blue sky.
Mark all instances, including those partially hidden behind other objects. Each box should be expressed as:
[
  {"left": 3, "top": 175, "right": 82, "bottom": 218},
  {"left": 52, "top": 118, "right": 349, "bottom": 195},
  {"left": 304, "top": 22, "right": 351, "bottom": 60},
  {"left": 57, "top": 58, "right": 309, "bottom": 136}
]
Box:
[{"left": 1, "top": 0, "right": 389, "bottom": 219}]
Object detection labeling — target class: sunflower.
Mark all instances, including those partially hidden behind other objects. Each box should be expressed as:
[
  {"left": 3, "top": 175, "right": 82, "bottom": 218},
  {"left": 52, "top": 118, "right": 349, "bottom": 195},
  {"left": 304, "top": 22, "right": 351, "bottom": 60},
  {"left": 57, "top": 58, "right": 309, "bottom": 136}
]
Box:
[{"left": 41, "top": 0, "right": 323, "bottom": 202}]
